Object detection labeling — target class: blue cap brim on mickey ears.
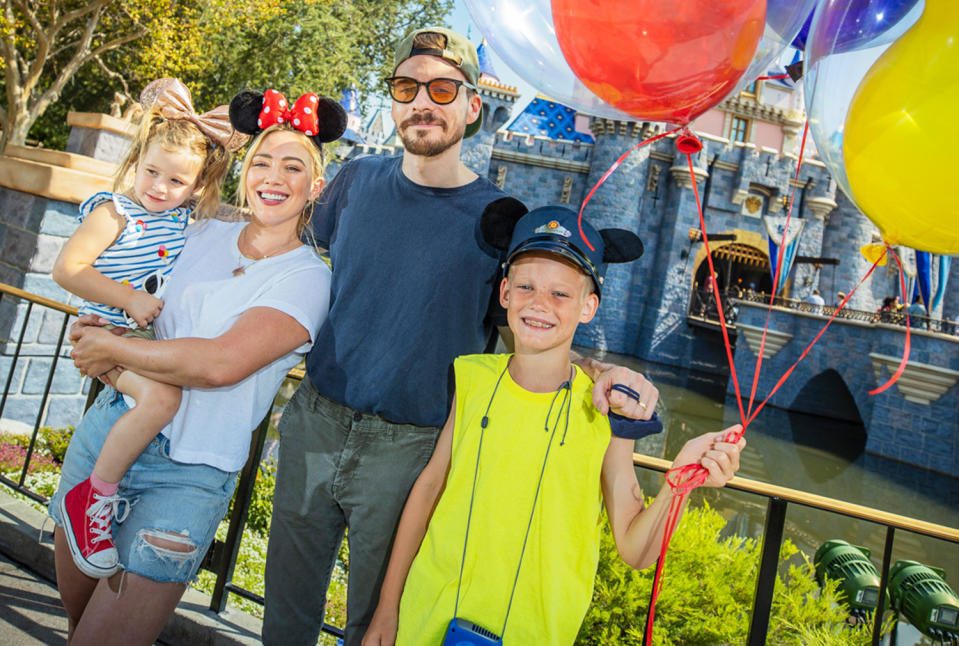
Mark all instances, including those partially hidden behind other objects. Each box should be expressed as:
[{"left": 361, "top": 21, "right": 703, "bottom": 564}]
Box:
[
  {"left": 481, "top": 200, "right": 644, "bottom": 302},
  {"left": 506, "top": 235, "right": 605, "bottom": 298},
  {"left": 504, "top": 205, "right": 608, "bottom": 298}
]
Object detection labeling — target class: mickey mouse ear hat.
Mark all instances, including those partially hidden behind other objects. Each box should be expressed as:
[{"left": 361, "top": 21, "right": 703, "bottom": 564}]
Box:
[
  {"left": 228, "top": 89, "right": 347, "bottom": 152},
  {"left": 481, "top": 199, "right": 644, "bottom": 300}
]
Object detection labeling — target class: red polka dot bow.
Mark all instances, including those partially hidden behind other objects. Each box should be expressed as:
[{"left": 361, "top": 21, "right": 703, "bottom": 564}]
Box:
[{"left": 257, "top": 89, "right": 321, "bottom": 137}]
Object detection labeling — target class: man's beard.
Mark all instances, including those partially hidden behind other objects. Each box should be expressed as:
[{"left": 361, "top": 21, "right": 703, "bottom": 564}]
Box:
[{"left": 399, "top": 112, "right": 464, "bottom": 157}]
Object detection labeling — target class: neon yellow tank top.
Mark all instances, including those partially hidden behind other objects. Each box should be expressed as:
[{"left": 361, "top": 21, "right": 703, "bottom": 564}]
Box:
[{"left": 397, "top": 353, "right": 611, "bottom": 645}]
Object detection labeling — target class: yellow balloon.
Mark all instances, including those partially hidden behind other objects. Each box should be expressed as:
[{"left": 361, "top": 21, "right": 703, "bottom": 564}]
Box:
[
  {"left": 843, "top": 1, "right": 959, "bottom": 255},
  {"left": 860, "top": 243, "right": 887, "bottom": 266}
]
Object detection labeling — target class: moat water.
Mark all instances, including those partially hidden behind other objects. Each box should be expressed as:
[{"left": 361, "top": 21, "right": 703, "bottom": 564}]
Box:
[{"left": 594, "top": 349, "right": 959, "bottom": 645}]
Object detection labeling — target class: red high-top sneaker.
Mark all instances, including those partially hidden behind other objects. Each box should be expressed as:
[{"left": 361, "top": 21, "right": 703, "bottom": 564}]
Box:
[{"left": 59, "top": 477, "right": 129, "bottom": 578}]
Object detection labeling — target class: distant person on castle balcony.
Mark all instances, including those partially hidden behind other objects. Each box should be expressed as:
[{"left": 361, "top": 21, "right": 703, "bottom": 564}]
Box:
[
  {"left": 803, "top": 289, "right": 825, "bottom": 314},
  {"left": 261, "top": 26, "right": 661, "bottom": 646}
]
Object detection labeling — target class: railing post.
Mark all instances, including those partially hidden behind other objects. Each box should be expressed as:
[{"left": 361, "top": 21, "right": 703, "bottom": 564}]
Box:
[
  {"left": 20, "top": 312, "right": 70, "bottom": 488},
  {"left": 0, "top": 301, "right": 34, "bottom": 420},
  {"left": 208, "top": 411, "right": 271, "bottom": 612},
  {"left": 872, "top": 526, "right": 895, "bottom": 646},
  {"left": 747, "top": 496, "right": 788, "bottom": 646}
]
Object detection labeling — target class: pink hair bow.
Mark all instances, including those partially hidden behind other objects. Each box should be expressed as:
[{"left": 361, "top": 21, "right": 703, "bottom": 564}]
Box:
[{"left": 140, "top": 78, "right": 249, "bottom": 152}]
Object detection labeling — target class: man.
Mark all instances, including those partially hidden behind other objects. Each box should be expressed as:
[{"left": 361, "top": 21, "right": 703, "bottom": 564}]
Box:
[{"left": 262, "top": 27, "right": 657, "bottom": 646}]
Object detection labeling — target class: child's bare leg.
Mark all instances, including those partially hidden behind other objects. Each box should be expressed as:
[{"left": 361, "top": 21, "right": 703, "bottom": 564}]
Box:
[
  {"left": 60, "top": 372, "right": 180, "bottom": 578},
  {"left": 93, "top": 371, "right": 181, "bottom": 483}
]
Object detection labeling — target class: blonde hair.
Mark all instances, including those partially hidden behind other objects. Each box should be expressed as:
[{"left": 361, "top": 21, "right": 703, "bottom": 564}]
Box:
[
  {"left": 235, "top": 124, "right": 327, "bottom": 238},
  {"left": 114, "top": 107, "right": 230, "bottom": 219}
]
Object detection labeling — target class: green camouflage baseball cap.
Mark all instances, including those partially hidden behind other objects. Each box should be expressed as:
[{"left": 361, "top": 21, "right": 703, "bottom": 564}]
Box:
[{"left": 393, "top": 26, "right": 482, "bottom": 138}]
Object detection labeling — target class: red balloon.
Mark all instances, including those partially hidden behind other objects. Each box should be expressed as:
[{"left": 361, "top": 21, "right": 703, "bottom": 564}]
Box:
[{"left": 551, "top": 0, "right": 767, "bottom": 125}]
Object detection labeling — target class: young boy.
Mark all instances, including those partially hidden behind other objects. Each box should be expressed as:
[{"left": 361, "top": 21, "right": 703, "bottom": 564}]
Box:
[{"left": 363, "top": 205, "right": 745, "bottom": 646}]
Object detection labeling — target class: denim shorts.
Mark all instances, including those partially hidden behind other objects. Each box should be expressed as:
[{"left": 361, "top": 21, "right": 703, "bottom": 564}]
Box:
[{"left": 48, "top": 387, "right": 239, "bottom": 583}]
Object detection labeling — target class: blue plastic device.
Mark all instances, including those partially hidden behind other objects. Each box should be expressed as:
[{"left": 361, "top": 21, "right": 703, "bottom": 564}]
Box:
[{"left": 442, "top": 618, "right": 503, "bottom": 645}]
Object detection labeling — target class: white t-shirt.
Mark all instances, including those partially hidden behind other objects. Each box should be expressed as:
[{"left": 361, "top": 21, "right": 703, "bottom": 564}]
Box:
[{"left": 151, "top": 218, "right": 331, "bottom": 472}]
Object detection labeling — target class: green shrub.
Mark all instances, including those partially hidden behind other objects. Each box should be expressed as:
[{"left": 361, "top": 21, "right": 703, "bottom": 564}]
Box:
[
  {"left": 244, "top": 462, "right": 277, "bottom": 536},
  {"left": 576, "top": 503, "right": 891, "bottom": 645},
  {"left": 39, "top": 426, "right": 74, "bottom": 464}
]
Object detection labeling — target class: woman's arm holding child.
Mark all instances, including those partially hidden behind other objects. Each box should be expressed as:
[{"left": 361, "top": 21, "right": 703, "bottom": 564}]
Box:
[
  {"left": 363, "top": 400, "right": 456, "bottom": 646},
  {"left": 601, "top": 426, "right": 744, "bottom": 570},
  {"left": 52, "top": 204, "right": 163, "bottom": 327},
  {"left": 69, "top": 306, "right": 309, "bottom": 387}
]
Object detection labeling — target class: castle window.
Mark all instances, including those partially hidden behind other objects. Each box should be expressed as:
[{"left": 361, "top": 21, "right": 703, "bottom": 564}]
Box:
[
  {"left": 730, "top": 117, "right": 749, "bottom": 143},
  {"left": 741, "top": 81, "right": 758, "bottom": 97},
  {"left": 560, "top": 176, "right": 573, "bottom": 204}
]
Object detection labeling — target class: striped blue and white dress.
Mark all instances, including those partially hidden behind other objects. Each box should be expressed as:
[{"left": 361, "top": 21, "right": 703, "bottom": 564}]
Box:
[{"left": 76, "top": 192, "right": 191, "bottom": 326}]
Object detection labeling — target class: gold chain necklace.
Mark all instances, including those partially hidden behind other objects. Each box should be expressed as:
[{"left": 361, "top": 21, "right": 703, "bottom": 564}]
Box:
[{"left": 232, "top": 226, "right": 300, "bottom": 277}]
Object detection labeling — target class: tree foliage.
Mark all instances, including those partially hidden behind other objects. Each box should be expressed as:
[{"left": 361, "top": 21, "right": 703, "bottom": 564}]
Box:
[{"left": 2, "top": 0, "right": 452, "bottom": 150}]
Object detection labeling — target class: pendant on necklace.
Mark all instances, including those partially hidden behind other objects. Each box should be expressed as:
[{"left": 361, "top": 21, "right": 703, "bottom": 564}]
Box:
[{"left": 232, "top": 264, "right": 247, "bottom": 277}]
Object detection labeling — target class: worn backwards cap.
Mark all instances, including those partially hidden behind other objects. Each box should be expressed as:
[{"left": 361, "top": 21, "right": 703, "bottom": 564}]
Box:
[
  {"left": 393, "top": 26, "right": 483, "bottom": 138},
  {"left": 485, "top": 203, "right": 644, "bottom": 301}
]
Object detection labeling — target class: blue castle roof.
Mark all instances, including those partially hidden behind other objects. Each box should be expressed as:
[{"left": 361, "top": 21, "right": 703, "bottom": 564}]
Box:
[
  {"left": 339, "top": 85, "right": 365, "bottom": 144},
  {"left": 476, "top": 39, "right": 498, "bottom": 81},
  {"left": 506, "top": 96, "right": 594, "bottom": 143}
]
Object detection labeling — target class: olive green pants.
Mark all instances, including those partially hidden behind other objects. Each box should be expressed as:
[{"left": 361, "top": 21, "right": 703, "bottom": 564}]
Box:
[{"left": 262, "top": 376, "right": 439, "bottom": 646}]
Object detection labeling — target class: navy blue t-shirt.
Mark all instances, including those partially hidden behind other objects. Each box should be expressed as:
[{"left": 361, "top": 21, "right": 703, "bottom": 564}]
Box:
[{"left": 306, "top": 155, "right": 506, "bottom": 428}]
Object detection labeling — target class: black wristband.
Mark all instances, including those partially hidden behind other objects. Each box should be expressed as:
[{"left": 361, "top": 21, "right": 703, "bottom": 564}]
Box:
[{"left": 609, "top": 411, "right": 663, "bottom": 440}]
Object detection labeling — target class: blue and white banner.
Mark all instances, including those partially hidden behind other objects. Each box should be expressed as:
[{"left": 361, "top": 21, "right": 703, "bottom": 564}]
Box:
[
  {"left": 932, "top": 255, "right": 951, "bottom": 312},
  {"left": 897, "top": 246, "right": 916, "bottom": 303},
  {"left": 764, "top": 215, "right": 805, "bottom": 295},
  {"left": 915, "top": 250, "right": 931, "bottom": 313}
]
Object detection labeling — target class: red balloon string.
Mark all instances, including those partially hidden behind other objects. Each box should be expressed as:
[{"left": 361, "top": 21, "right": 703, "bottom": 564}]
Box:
[
  {"left": 745, "top": 251, "right": 887, "bottom": 426},
  {"left": 576, "top": 125, "right": 684, "bottom": 251},
  {"left": 869, "top": 246, "right": 911, "bottom": 395},
  {"left": 746, "top": 121, "right": 809, "bottom": 421},
  {"left": 645, "top": 489, "right": 688, "bottom": 639},
  {"left": 685, "top": 152, "right": 747, "bottom": 429}
]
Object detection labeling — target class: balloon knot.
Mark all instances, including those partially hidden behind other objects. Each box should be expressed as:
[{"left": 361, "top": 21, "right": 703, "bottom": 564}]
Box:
[{"left": 675, "top": 128, "right": 702, "bottom": 154}]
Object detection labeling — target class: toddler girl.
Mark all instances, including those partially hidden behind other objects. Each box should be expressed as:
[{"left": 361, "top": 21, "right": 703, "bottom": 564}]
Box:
[{"left": 51, "top": 78, "right": 244, "bottom": 578}]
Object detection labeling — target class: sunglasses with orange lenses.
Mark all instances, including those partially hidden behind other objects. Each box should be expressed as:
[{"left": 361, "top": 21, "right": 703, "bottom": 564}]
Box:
[{"left": 384, "top": 76, "right": 476, "bottom": 105}]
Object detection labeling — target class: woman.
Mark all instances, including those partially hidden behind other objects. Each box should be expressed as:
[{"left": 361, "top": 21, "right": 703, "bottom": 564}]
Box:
[{"left": 51, "top": 89, "right": 346, "bottom": 645}]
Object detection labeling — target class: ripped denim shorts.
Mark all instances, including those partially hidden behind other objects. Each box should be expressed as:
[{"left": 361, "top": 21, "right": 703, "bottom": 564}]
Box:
[{"left": 48, "top": 387, "right": 238, "bottom": 584}]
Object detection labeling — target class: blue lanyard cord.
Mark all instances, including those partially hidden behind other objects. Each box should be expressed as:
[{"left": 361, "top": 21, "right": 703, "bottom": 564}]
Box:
[
  {"left": 451, "top": 360, "right": 574, "bottom": 640},
  {"left": 500, "top": 379, "right": 571, "bottom": 638},
  {"left": 453, "top": 363, "right": 509, "bottom": 621}
]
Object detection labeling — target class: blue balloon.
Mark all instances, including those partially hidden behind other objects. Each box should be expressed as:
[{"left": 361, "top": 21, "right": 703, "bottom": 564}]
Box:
[
  {"left": 808, "top": 0, "right": 922, "bottom": 59},
  {"left": 791, "top": 12, "right": 813, "bottom": 50}
]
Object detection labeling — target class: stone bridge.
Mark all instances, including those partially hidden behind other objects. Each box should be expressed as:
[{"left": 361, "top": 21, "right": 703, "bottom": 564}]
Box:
[{"left": 730, "top": 301, "right": 959, "bottom": 478}]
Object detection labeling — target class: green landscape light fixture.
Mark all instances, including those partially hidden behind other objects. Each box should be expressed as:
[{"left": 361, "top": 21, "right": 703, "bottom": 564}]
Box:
[
  {"left": 814, "top": 540, "right": 881, "bottom": 619},
  {"left": 888, "top": 560, "right": 959, "bottom": 641}
]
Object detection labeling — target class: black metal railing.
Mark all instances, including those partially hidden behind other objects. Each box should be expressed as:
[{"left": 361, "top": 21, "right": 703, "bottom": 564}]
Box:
[
  {"left": 689, "top": 288, "right": 959, "bottom": 335},
  {"left": 0, "top": 282, "right": 345, "bottom": 637},
  {"left": 633, "top": 453, "right": 959, "bottom": 646},
  {"left": 3, "top": 282, "right": 958, "bottom": 644}
]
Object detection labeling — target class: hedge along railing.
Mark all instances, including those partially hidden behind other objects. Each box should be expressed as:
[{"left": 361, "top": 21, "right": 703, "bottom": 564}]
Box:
[
  {"left": 4, "top": 282, "right": 959, "bottom": 643},
  {"left": 633, "top": 453, "right": 959, "bottom": 646}
]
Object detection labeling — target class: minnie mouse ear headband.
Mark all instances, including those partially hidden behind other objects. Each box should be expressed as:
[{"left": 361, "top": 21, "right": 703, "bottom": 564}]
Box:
[
  {"left": 481, "top": 198, "right": 644, "bottom": 300},
  {"left": 140, "top": 78, "right": 249, "bottom": 152},
  {"left": 229, "top": 89, "right": 347, "bottom": 153}
]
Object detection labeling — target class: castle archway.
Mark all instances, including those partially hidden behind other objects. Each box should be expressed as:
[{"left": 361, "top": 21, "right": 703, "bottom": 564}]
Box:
[{"left": 688, "top": 242, "right": 771, "bottom": 320}]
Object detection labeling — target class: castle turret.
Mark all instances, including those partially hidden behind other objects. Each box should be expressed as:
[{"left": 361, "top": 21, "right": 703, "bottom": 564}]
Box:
[
  {"left": 574, "top": 119, "right": 653, "bottom": 354},
  {"left": 461, "top": 77, "right": 519, "bottom": 177}
]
